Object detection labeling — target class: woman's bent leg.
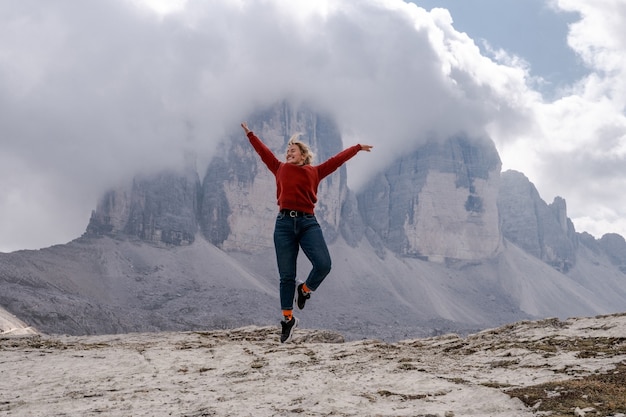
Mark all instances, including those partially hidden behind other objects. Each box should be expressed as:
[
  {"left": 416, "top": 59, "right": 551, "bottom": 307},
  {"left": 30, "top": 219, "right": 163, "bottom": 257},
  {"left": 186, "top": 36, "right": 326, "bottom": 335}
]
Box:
[{"left": 299, "top": 216, "right": 331, "bottom": 291}]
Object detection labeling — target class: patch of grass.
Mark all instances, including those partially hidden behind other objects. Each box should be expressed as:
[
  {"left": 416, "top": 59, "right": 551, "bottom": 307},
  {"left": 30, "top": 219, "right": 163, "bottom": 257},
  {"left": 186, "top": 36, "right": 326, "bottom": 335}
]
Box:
[
  {"left": 482, "top": 381, "right": 513, "bottom": 389},
  {"left": 441, "top": 342, "right": 469, "bottom": 353},
  {"left": 507, "top": 361, "right": 626, "bottom": 416},
  {"left": 377, "top": 389, "right": 449, "bottom": 401},
  {"left": 445, "top": 377, "right": 469, "bottom": 384},
  {"left": 396, "top": 362, "right": 420, "bottom": 371},
  {"left": 482, "top": 336, "right": 626, "bottom": 358},
  {"left": 489, "top": 359, "right": 520, "bottom": 368}
]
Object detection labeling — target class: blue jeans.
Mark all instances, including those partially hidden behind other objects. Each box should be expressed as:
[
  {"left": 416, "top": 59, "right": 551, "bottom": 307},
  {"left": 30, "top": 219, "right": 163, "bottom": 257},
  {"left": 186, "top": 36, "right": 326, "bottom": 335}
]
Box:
[{"left": 273, "top": 212, "right": 332, "bottom": 311}]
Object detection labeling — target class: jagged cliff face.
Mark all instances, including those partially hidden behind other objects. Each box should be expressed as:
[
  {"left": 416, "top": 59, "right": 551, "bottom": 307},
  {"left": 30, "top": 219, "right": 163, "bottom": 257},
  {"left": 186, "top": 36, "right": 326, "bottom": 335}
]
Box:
[
  {"left": 87, "top": 167, "right": 200, "bottom": 246},
  {"left": 6, "top": 102, "right": 626, "bottom": 339},
  {"left": 86, "top": 104, "right": 503, "bottom": 263},
  {"left": 85, "top": 102, "right": 349, "bottom": 251},
  {"left": 598, "top": 233, "right": 626, "bottom": 273},
  {"left": 83, "top": 102, "right": 615, "bottom": 271},
  {"left": 498, "top": 170, "right": 577, "bottom": 272},
  {"left": 355, "top": 137, "right": 503, "bottom": 261}
]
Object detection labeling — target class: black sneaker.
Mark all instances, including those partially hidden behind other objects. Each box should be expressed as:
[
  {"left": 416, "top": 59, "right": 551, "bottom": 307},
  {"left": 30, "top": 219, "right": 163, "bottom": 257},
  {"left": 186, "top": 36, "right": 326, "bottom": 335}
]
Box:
[
  {"left": 296, "top": 283, "right": 311, "bottom": 310},
  {"left": 280, "top": 317, "right": 299, "bottom": 343}
]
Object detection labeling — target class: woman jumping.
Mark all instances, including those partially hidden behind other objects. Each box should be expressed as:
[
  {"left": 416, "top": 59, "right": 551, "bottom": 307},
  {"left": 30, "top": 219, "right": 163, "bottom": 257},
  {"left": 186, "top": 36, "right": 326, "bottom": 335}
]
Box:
[{"left": 241, "top": 122, "right": 373, "bottom": 343}]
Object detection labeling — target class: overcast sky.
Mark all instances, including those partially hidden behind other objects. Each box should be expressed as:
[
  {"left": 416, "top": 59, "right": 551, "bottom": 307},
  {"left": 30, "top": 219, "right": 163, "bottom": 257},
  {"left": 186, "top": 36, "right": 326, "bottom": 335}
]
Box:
[{"left": 1, "top": 0, "right": 625, "bottom": 253}]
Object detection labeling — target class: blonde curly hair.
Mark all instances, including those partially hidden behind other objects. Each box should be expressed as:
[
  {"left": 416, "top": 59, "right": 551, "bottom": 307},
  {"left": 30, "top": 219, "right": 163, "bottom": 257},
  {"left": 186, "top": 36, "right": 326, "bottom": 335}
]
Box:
[{"left": 288, "top": 134, "right": 315, "bottom": 165}]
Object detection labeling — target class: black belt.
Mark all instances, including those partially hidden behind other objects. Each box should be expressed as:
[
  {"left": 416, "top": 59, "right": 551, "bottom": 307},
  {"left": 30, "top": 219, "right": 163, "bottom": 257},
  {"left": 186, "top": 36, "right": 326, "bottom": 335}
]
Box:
[{"left": 280, "top": 209, "right": 311, "bottom": 217}]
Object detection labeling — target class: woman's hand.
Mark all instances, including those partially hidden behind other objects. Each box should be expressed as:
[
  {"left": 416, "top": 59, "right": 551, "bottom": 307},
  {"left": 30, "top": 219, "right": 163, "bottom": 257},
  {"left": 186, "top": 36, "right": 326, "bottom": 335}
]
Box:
[
  {"left": 360, "top": 144, "right": 373, "bottom": 152},
  {"left": 241, "top": 122, "right": 251, "bottom": 135}
]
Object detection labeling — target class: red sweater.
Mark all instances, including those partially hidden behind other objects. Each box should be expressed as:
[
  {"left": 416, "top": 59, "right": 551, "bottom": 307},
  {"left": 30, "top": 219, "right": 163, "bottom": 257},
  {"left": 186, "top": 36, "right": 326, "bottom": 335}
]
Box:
[{"left": 247, "top": 131, "right": 361, "bottom": 214}]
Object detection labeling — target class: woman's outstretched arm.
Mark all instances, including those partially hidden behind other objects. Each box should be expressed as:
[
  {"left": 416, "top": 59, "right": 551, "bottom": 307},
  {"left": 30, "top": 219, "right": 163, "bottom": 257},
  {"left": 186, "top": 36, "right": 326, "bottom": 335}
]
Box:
[{"left": 241, "top": 121, "right": 281, "bottom": 174}]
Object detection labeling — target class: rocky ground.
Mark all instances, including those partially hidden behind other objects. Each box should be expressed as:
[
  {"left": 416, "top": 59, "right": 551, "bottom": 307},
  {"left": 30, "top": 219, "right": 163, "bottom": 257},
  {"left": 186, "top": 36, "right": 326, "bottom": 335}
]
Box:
[{"left": 1, "top": 313, "right": 625, "bottom": 417}]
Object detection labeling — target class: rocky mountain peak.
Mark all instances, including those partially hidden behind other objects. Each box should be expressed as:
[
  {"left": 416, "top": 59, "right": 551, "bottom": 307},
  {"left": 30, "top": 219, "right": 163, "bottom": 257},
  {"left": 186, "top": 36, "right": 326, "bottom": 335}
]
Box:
[
  {"left": 498, "top": 170, "right": 577, "bottom": 272},
  {"left": 86, "top": 165, "right": 200, "bottom": 246},
  {"left": 3, "top": 102, "right": 626, "bottom": 342},
  {"left": 84, "top": 103, "right": 615, "bottom": 272},
  {"left": 353, "top": 135, "right": 503, "bottom": 261},
  {"left": 598, "top": 233, "right": 626, "bottom": 273},
  {"left": 85, "top": 102, "right": 350, "bottom": 251}
]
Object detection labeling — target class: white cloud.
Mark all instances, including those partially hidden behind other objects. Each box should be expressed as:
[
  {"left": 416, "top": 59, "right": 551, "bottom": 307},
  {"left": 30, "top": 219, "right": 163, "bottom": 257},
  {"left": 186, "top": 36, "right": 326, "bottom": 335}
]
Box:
[
  {"left": 0, "top": 0, "right": 625, "bottom": 251},
  {"left": 495, "top": 0, "right": 626, "bottom": 239},
  {"left": 130, "top": 0, "right": 188, "bottom": 16}
]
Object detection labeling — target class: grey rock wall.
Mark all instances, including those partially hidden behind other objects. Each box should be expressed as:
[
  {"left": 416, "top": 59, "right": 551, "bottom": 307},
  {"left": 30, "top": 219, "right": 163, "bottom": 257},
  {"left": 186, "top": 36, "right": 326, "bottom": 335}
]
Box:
[
  {"left": 84, "top": 102, "right": 620, "bottom": 273},
  {"left": 4, "top": 102, "right": 626, "bottom": 340},
  {"left": 598, "top": 233, "right": 626, "bottom": 273},
  {"left": 87, "top": 167, "right": 200, "bottom": 246},
  {"left": 355, "top": 136, "right": 503, "bottom": 261},
  {"left": 498, "top": 170, "right": 577, "bottom": 271}
]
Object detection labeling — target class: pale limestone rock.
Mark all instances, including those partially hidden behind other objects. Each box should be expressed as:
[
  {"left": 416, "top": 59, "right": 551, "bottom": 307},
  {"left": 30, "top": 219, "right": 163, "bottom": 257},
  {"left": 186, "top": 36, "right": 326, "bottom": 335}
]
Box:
[
  {"left": 356, "top": 135, "right": 503, "bottom": 262},
  {"left": 407, "top": 171, "right": 501, "bottom": 262}
]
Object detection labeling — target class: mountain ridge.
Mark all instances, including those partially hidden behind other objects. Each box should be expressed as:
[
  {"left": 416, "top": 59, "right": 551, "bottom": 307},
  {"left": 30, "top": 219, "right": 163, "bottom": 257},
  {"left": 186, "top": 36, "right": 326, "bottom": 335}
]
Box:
[{"left": 1, "top": 102, "right": 625, "bottom": 340}]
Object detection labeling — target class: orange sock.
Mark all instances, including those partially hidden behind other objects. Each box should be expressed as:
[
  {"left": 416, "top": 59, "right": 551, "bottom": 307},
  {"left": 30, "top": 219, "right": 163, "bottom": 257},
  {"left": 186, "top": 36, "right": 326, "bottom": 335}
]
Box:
[
  {"left": 282, "top": 310, "right": 293, "bottom": 321},
  {"left": 301, "top": 283, "right": 311, "bottom": 294}
]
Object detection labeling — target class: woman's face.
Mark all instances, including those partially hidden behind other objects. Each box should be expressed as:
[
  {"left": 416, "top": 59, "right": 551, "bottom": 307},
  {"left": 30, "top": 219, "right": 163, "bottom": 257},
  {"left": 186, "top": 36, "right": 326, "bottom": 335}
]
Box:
[{"left": 286, "top": 144, "right": 305, "bottom": 165}]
